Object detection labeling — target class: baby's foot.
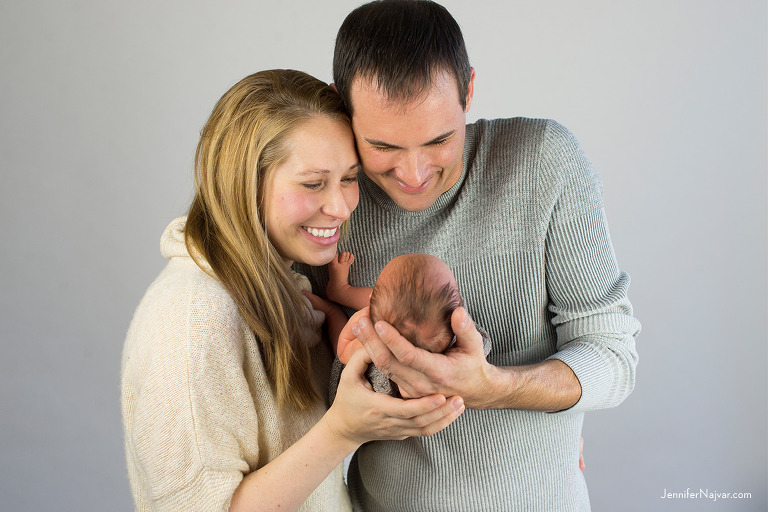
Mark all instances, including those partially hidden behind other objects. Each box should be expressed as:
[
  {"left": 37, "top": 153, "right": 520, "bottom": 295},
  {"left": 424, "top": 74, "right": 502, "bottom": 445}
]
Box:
[{"left": 327, "top": 251, "right": 355, "bottom": 302}]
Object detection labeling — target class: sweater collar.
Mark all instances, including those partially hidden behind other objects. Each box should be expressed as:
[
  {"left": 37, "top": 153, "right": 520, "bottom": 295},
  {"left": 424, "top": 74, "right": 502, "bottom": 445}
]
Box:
[{"left": 359, "top": 123, "right": 477, "bottom": 216}]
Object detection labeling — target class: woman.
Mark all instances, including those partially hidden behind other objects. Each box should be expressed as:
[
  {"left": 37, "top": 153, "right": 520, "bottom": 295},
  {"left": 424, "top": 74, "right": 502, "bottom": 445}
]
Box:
[{"left": 121, "top": 70, "right": 465, "bottom": 511}]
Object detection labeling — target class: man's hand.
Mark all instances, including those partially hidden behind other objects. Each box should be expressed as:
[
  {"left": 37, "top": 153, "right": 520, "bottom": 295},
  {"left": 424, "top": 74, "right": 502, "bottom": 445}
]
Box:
[
  {"left": 353, "top": 306, "right": 583, "bottom": 411},
  {"left": 352, "top": 307, "right": 499, "bottom": 408}
]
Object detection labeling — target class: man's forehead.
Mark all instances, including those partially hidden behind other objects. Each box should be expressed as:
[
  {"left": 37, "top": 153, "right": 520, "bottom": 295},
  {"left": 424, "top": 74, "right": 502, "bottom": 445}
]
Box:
[{"left": 348, "top": 71, "right": 460, "bottom": 114}]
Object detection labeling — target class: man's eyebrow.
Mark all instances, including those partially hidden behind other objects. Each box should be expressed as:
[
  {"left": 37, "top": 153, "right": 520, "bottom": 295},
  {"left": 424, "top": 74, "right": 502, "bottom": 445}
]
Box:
[
  {"left": 364, "top": 130, "right": 456, "bottom": 149},
  {"left": 424, "top": 130, "right": 456, "bottom": 145},
  {"left": 364, "top": 138, "right": 403, "bottom": 150}
]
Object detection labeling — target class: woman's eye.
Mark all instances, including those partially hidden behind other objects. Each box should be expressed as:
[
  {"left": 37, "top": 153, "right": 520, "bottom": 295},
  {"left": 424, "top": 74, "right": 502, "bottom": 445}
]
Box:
[
  {"left": 302, "top": 182, "right": 323, "bottom": 190},
  {"left": 342, "top": 175, "right": 359, "bottom": 184}
]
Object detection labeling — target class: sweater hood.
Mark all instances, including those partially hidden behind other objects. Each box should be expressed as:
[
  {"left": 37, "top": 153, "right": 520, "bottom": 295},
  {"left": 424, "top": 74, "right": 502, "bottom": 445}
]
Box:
[
  {"left": 160, "top": 216, "right": 196, "bottom": 260},
  {"left": 160, "top": 216, "right": 313, "bottom": 292},
  {"left": 158, "top": 216, "right": 324, "bottom": 344}
]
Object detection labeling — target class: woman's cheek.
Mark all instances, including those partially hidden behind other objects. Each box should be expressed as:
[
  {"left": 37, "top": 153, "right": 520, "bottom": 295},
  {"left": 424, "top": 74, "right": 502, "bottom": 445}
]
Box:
[{"left": 346, "top": 186, "right": 360, "bottom": 212}]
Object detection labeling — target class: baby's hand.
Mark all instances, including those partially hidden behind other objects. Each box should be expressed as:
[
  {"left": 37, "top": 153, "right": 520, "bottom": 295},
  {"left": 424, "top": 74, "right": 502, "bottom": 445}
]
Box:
[
  {"left": 302, "top": 290, "right": 339, "bottom": 316},
  {"left": 327, "top": 251, "right": 356, "bottom": 303},
  {"left": 332, "top": 250, "right": 355, "bottom": 269}
]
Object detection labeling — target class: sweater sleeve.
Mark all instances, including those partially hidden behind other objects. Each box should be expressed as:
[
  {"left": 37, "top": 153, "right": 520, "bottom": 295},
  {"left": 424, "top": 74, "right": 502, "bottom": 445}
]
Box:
[
  {"left": 540, "top": 121, "right": 640, "bottom": 413},
  {"left": 126, "top": 278, "right": 258, "bottom": 511}
]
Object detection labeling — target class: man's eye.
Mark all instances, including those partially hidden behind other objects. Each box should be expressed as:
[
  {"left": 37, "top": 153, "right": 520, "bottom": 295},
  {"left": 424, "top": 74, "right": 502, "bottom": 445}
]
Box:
[
  {"left": 373, "top": 146, "right": 393, "bottom": 152},
  {"left": 432, "top": 138, "right": 449, "bottom": 146}
]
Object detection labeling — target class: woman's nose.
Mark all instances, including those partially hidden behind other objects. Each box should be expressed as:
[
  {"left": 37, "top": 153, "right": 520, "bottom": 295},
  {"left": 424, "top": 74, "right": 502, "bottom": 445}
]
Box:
[{"left": 321, "top": 186, "right": 352, "bottom": 219}]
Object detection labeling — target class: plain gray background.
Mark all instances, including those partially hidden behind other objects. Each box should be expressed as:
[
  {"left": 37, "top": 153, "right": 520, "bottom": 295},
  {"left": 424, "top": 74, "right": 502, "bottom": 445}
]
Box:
[{"left": 1, "top": 0, "right": 765, "bottom": 510}]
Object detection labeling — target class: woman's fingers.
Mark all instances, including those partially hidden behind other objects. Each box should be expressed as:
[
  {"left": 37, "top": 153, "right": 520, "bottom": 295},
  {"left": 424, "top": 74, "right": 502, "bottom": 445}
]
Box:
[
  {"left": 377, "top": 394, "right": 465, "bottom": 438},
  {"left": 339, "top": 348, "right": 374, "bottom": 391},
  {"left": 408, "top": 395, "right": 465, "bottom": 433},
  {"left": 335, "top": 346, "right": 464, "bottom": 443},
  {"left": 344, "top": 343, "right": 373, "bottom": 371},
  {"left": 416, "top": 396, "right": 465, "bottom": 436}
]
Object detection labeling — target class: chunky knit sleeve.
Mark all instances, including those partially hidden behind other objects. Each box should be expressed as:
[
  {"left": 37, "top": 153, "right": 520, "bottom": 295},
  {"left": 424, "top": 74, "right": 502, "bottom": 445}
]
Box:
[
  {"left": 540, "top": 121, "right": 640, "bottom": 412},
  {"left": 123, "top": 264, "right": 259, "bottom": 511}
]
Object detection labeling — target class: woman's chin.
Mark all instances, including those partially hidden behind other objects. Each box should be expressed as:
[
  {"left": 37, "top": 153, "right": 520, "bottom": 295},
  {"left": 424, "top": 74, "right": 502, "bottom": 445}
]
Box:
[{"left": 295, "top": 246, "right": 338, "bottom": 267}]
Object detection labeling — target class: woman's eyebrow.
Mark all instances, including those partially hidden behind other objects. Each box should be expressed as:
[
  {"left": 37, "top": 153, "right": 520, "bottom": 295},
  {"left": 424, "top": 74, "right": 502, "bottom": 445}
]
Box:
[
  {"left": 298, "top": 162, "right": 359, "bottom": 176},
  {"left": 298, "top": 168, "right": 331, "bottom": 176}
]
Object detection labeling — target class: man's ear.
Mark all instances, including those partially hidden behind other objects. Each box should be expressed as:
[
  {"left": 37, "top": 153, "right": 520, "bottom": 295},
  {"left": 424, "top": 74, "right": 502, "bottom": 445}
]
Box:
[
  {"left": 329, "top": 83, "right": 339, "bottom": 94},
  {"left": 465, "top": 68, "right": 476, "bottom": 113}
]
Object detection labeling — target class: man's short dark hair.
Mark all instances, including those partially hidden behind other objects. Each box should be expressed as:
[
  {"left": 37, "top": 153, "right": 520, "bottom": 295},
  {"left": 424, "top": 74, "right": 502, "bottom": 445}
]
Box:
[{"left": 333, "top": 0, "right": 471, "bottom": 114}]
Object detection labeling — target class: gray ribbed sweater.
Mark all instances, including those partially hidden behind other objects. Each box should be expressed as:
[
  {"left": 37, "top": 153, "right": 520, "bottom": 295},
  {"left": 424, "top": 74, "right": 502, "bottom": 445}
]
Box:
[{"left": 298, "top": 117, "right": 640, "bottom": 511}]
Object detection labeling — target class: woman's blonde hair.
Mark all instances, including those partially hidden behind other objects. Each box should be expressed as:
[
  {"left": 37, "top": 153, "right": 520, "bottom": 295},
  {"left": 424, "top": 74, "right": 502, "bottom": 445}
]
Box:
[{"left": 184, "top": 69, "right": 350, "bottom": 410}]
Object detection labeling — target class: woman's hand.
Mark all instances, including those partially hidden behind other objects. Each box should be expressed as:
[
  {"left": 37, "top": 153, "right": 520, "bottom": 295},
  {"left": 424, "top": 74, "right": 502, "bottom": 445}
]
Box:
[
  {"left": 322, "top": 348, "right": 465, "bottom": 450},
  {"left": 335, "top": 307, "right": 369, "bottom": 364}
]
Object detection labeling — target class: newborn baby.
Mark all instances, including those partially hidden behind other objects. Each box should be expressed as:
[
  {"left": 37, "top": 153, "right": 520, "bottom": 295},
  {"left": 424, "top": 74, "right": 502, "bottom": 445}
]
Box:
[{"left": 326, "top": 252, "right": 490, "bottom": 398}]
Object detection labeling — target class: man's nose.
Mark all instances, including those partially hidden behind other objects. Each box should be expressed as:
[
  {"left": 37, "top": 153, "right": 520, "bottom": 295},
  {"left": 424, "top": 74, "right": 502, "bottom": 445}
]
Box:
[{"left": 395, "top": 151, "right": 430, "bottom": 187}]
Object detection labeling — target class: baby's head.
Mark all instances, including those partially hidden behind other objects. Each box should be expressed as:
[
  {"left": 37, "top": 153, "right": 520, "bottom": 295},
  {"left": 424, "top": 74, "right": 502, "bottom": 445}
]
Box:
[{"left": 369, "top": 253, "right": 462, "bottom": 353}]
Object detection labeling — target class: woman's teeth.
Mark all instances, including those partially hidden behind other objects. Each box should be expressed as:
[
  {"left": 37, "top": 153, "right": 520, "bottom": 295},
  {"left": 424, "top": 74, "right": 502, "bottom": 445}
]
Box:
[{"left": 304, "top": 227, "right": 337, "bottom": 238}]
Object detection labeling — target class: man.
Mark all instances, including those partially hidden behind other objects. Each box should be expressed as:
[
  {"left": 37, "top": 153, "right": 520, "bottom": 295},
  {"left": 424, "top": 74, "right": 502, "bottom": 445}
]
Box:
[{"left": 299, "top": 1, "right": 640, "bottom": 510}]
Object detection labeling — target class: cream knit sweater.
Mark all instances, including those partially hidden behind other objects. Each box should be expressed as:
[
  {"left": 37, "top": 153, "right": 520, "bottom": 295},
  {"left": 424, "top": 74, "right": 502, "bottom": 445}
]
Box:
[{"left": 121, "top": 217, "right": 351, "bottom": 511}]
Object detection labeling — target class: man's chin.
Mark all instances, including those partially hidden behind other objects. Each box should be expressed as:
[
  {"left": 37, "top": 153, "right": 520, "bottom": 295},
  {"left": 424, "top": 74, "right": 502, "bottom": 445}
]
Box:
[
  {"left": 387, "top": 188, "right": 439, "bottom": 212},
  {"left": 398, "top": 201, "right": 436, "bottom": 212}
]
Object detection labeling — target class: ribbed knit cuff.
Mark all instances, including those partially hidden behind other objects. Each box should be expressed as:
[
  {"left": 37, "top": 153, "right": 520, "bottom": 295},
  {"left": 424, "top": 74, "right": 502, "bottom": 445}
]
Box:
[{"left": 548, "top": 334, "right": 637, "bottom": 414}]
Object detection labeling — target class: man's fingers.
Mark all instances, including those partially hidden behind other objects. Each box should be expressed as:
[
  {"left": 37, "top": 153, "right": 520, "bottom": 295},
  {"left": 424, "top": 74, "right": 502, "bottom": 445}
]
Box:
[
  {"left": 449, "top": 307, "right": 483, "bottom": 352},
  {"left": 354, "top": 316, "right": 397, "bottom": 371},
  {"left": 373, "top": 320, "right": 427, "bottom": 369},
  {"left": 366, "top": 319, "right": 447, "bottom": 397},
  {"left": 353, "top": 317, "right": 430, "bottom": 395}
]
